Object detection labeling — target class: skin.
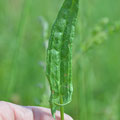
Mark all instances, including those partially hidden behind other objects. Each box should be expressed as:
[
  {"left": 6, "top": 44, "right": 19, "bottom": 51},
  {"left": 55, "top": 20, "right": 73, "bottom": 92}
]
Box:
[{"left": 0, "top": 101, "right": 73, "bottom": 120}]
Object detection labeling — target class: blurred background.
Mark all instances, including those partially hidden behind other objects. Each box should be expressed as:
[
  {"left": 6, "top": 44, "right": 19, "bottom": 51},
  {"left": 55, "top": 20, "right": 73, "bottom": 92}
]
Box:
[{"left": 0, "top": 0, "right": 120, "bottom": 119}]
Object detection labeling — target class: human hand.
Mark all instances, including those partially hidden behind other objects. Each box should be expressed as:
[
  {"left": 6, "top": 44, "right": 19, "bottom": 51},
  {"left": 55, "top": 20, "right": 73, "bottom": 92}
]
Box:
[{"left": 0, "top": 101, "right": 73, "bottom": 120}]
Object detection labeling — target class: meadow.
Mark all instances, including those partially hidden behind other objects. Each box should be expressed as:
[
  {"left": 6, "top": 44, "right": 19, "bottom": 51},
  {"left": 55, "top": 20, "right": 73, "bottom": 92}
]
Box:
[{"left": 0, "top": 0, "right": 120, "bottom": 119}]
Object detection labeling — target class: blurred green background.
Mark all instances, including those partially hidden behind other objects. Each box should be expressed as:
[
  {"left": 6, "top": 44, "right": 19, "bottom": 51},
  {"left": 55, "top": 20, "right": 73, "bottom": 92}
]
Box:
[{"left": 0, "top": 0, "right": 120, "bottom": 119}]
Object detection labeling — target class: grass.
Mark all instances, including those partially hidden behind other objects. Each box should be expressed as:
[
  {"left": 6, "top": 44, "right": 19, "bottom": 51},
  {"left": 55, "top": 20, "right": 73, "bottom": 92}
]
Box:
[
  {"left": 7, "top": 0, "right": 32, "bottom": 98},
  {"left": 0, "top": 0, "right": 120, "bottom": 119}
]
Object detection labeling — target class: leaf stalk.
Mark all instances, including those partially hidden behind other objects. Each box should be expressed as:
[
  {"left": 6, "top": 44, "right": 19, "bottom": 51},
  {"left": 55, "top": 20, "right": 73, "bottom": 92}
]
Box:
[{"left": 60, "top": 96, "right": 64, "bottom": 120}]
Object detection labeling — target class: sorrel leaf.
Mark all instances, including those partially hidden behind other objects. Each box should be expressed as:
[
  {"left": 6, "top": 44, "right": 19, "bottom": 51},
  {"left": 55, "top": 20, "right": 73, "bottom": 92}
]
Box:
[{"left": 46, "top": 0, "right": 79, "bottom": 118}]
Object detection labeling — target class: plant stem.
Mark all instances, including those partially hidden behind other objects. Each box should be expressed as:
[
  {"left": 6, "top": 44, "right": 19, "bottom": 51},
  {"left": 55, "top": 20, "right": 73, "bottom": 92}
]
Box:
[{"left": 60, "top": 96, "right": 64, "bottom": 120}]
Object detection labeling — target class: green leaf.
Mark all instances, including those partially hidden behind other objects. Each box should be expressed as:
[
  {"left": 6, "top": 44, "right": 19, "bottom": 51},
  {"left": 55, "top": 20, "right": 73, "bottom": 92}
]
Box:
[{"left": 46, "top": 0, "right": 79, "bottom": 118}]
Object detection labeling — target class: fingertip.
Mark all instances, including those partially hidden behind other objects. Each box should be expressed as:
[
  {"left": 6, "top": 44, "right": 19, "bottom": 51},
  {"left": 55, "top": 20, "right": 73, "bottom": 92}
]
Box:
[
  {"left": 64, "top": 114, "right": 73, "bottom": 120},
  {"left": 28, "top": 106, "right": 73, "bottom": 120},
  {"left": 54, "top": 110, "right": 73, "bottom": 120}
]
